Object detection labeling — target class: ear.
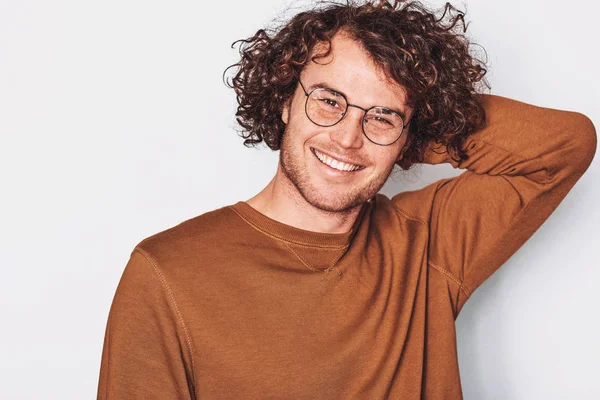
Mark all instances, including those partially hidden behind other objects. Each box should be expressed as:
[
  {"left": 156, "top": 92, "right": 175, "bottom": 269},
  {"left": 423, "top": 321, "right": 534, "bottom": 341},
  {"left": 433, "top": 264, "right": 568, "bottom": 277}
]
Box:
[
  {"left": 396, "top": 151, "right": 405, "bottom": 162},
  {"left": 281, "top": 98, "right": 291, "bottom": 125},
  {"left": 396, "top": 126, "right": 413, "bottom": 162},
  {"left": 396, "top": 141, "right": 410, "bottom": 162}
]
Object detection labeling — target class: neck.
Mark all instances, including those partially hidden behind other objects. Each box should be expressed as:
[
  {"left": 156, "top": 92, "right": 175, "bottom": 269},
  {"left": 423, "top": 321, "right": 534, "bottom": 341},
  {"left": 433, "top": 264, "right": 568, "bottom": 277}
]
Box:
[{"left": 245, "top": 164, "right": 365, "bottom": 234}]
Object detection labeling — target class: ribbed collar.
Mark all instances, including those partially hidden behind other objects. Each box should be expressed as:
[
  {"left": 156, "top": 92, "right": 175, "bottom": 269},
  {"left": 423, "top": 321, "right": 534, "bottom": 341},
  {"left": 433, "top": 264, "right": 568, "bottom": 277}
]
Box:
[{"left": 230, "top": 199, "right": 372, "bottom": 248}]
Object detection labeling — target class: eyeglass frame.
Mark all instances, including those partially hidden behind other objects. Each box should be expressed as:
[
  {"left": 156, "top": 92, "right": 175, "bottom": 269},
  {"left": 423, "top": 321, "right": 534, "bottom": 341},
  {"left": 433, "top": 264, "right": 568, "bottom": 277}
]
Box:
[{"left": 297, "top": 79, "right": 410, "bottom": 146}]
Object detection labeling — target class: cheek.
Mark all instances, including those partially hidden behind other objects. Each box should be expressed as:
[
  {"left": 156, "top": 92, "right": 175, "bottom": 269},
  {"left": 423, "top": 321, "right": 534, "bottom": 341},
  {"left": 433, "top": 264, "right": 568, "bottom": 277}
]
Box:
[{"left": 290, "top": 120, "right": 322, "bottom": 144}]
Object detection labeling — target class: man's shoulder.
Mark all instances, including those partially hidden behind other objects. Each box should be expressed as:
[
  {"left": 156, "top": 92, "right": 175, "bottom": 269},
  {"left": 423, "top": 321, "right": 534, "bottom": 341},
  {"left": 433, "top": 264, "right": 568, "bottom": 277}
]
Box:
[
  {"left": 133, "top": 202, "right": 242, "bottom": 264},
  {"left": 374, "top": 189, "right": 433, "bottom": 228}
]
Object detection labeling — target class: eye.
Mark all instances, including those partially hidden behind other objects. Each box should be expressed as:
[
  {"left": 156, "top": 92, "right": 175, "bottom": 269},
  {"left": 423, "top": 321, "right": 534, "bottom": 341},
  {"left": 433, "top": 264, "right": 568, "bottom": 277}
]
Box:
[
  {"left": 365, "top": 115, "right": 393, "bottom": 126},
  {"left": 376, "top": 116, "right": 393, "bottom": 125},
  {"left": 321, "top": 98, "right": 340, "bottom": 108},
  {"left": 365, "top": 107, "right": 403, "bottom": 128}
]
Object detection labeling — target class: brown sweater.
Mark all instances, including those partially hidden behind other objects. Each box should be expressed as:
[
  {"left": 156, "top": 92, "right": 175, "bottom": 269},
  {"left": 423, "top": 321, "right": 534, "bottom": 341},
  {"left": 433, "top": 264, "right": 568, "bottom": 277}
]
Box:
[{"left": 97, "top": 94, "right": 596, "bottom": 399}]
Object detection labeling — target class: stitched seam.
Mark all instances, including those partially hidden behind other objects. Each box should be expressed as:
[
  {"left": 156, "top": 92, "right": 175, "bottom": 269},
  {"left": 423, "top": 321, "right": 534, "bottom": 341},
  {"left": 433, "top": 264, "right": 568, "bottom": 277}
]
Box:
[
  {"left": 428, "top": 260, "right": 472, "bottom": 299},
  {"left": 478, "top": 138, "right": 534, "bottom": 162},
  {"left": 327, "top": 248, "right": 347, "bottom": 270},
  {"left": 425, "top": 168, "right": 545, "bottom": 302},
  {"left": 284, "top": 241, "right": 348, "bottom": 276},
  {"left": 478, "top": 138, "right": 550, "bottom": 184},
  {"left": 284, "top": 242, "right": 320, "bottom": 272},
  {"left": 230, "top": 207, "right": 349, "bottom": 250},
  {"left": 134, "top": 248, "right": 197, "bottom": 399},
  {"left": 391, "top": 205, "right": 429, "bottom": 227},
  {"left": 320, "top": 247, "right": 348, "bottom": 281}
]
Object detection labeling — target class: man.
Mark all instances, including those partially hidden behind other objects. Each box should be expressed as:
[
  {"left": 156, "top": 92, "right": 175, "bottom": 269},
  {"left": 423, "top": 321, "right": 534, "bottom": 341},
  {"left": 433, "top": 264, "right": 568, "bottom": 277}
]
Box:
[{"left": 97, "top": 1, "right": 596, "bottom": 399}]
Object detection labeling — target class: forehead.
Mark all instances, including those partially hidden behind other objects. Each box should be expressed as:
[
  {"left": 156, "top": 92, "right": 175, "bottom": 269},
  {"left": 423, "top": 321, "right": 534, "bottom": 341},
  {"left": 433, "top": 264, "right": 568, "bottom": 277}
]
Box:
[{"left": 300, "top": 33, "right": 409, "bottom": 109}]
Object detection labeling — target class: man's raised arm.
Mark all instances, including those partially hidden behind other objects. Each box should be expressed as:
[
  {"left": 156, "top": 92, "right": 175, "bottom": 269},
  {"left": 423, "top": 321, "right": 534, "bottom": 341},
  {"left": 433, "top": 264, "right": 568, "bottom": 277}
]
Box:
[{"left": 393, "top": 94, "right": 596, "bottom": 317}]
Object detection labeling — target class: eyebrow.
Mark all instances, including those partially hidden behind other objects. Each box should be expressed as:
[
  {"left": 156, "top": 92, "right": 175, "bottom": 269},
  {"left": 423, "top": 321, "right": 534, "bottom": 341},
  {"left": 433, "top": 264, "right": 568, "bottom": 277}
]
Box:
[{"left": 307, "top": 81, "right": 408, "bottom": 120}]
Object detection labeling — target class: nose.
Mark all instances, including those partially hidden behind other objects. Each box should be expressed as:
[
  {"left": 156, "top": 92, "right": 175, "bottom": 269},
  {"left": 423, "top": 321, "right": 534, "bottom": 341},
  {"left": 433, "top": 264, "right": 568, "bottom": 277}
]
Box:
[{"left": 328, "top": 106, "right": 364, "bottom": 149}]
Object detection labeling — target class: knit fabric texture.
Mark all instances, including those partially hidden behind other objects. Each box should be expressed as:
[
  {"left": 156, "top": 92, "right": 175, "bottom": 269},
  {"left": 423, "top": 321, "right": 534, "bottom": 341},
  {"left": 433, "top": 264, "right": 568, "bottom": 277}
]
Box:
[{"left": 98, "top": 94, "right": 597, "bottom": 399}]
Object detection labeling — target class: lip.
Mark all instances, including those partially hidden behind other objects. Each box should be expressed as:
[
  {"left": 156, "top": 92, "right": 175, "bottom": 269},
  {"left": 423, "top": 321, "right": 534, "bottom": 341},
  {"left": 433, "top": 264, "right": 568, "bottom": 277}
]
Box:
[{"left": 310, "top": 147, "right": 365, "bottom": 169}]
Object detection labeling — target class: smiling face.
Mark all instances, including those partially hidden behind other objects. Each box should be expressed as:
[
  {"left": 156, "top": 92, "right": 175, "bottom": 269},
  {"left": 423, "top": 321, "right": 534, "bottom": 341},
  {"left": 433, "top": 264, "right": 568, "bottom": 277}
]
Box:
[{"left": 278, "top": 32, "right": 412, "bottom": 213}]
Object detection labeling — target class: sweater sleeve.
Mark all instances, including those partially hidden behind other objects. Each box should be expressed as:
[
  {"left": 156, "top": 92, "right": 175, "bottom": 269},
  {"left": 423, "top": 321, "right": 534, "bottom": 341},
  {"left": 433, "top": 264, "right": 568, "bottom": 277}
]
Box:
[
  {"left": 398, "top": 94, "right": 596, "bottom": 317},
  {"left": 97, "top": 248, "right": 196, "bottom": 399}
]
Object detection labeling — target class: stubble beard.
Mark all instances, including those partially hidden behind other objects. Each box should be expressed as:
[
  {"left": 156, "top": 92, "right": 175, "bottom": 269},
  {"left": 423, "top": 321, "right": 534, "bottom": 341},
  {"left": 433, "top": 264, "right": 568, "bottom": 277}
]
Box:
[{"left": 278, "top": 126, "right": 395, "bottom": 213}]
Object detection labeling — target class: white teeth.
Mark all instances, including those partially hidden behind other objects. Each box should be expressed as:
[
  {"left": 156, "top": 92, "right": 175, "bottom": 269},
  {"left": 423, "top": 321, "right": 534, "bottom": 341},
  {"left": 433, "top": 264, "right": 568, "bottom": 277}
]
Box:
[{"left": 313, "top": 149, "right": 361, "bottom": 172}]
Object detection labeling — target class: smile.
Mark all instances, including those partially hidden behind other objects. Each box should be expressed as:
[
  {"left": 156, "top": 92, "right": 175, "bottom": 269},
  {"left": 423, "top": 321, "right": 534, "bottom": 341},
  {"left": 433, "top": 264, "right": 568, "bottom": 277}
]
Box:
[{"left": 311, "top": 148, "right": 364, "bottom": 172}]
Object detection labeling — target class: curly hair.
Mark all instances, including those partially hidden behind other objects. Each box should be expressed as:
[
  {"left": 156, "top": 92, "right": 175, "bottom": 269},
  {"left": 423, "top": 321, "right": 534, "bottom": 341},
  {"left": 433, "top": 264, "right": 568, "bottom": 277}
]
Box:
[{"left": 224, "top": 0, "right": 490, "bottom": 170}]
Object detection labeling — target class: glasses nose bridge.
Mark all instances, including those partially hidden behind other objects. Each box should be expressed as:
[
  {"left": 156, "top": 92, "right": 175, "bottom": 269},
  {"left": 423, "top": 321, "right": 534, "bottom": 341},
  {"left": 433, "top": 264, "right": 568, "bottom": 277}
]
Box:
[
  {"left": 330, "top": 102, "right": 367, "bottom": 149},
  {"left": 342, "top": 103, "right": 368, "bottom": 123}
]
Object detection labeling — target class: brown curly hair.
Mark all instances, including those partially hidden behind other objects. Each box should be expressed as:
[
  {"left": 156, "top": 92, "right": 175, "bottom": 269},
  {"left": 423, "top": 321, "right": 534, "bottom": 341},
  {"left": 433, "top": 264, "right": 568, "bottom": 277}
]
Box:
[{"left": 224, "top": 0, "right": 490, "bottom": 170}]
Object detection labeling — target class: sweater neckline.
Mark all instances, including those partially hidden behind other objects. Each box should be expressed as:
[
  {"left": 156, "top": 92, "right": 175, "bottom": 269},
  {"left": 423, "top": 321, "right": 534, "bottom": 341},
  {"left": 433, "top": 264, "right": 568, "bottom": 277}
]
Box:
[{"left": 230, "top": 199, "right": 372, "bottom": 248}]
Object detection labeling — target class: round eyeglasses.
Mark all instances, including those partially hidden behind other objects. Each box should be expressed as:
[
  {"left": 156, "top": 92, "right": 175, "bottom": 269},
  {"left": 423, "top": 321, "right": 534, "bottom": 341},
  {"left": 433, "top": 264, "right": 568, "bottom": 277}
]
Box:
[{"left": 298, "top": 80, "right": 408, "bottom": 146}]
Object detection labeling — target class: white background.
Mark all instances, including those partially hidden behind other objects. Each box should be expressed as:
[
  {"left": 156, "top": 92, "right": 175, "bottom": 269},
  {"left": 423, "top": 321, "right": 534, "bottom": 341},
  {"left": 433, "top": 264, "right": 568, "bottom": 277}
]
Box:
[{"left": 1, "top": 0, "right": 598, "bottom": 399}]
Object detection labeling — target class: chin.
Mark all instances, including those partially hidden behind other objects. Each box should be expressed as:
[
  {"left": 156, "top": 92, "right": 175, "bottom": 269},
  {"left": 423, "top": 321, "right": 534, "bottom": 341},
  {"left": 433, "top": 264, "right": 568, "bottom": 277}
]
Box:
[
  {"left": 279, "top": 142, "right": 381, "bottom": 213},
  {"left": 300, "top": 183, "right": 371, "bottom": 213}
]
